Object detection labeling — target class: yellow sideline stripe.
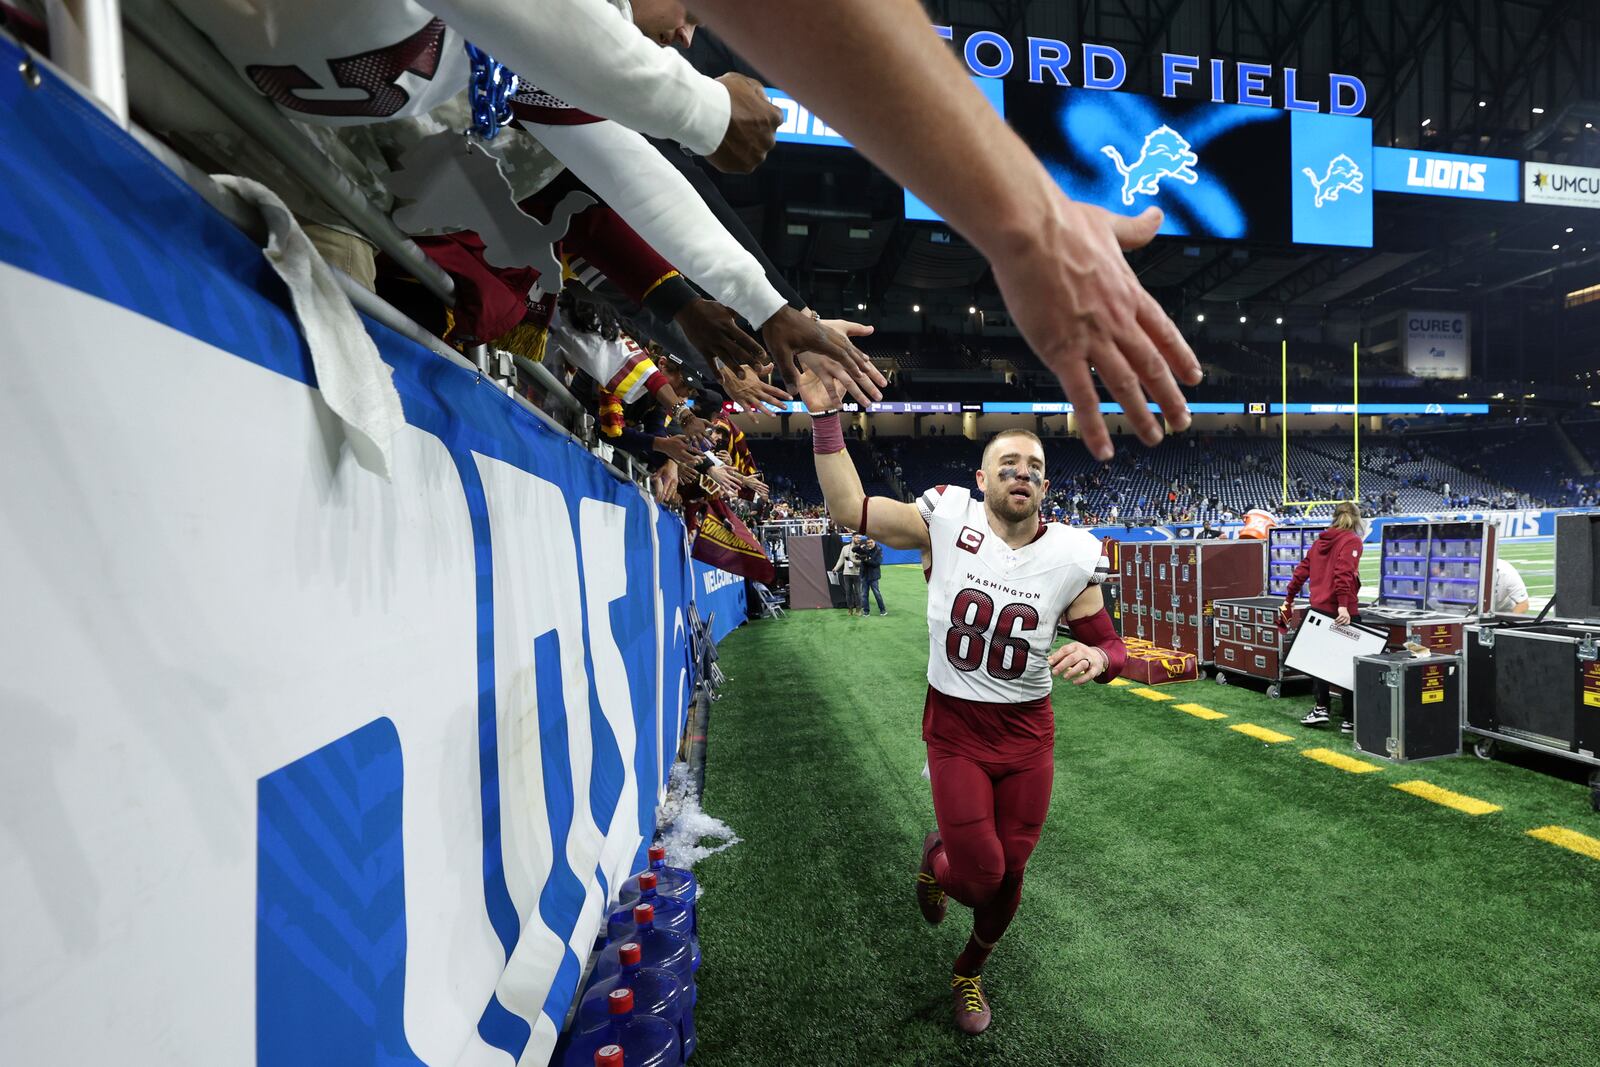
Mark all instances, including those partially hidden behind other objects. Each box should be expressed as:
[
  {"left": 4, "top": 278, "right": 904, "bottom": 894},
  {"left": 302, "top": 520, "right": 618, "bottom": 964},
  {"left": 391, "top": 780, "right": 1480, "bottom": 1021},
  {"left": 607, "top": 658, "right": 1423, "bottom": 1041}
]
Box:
[
  {"left": 1128, "top": 687, "right": 1175, "bottom": 702},
  {"left": 1108, "top": 678, "right": 1132, "bottom": 688},
  {"left": 1230, "top": 723, "right": 1293, "bottom": 743},
  {"left": 1301, "top": 747, "right": 1384, "bottom": 774},
  {"left": 1174, "top": 703, "right": 1228, "bottom": 720},
  {"left": 1392, "top": 780, "right": 1501, "bottom": 816},
  {"left": 1527, "top": 825, "right": 1600, "bottom": 862}
]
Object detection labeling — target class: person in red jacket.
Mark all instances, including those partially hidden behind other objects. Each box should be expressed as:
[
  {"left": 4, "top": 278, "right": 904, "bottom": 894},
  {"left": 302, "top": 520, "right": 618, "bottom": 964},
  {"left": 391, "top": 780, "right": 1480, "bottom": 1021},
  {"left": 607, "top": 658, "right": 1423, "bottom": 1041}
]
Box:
[{"left": 1280, "top": 501, "right": 1365, "bottom": 731}]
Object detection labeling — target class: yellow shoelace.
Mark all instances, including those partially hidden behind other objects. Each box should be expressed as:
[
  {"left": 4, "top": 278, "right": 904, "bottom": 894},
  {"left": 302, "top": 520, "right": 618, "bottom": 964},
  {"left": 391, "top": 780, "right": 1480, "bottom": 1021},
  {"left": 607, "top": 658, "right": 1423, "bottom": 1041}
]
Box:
[
  {"left": 916, "top": 871, "right": 946, "bottom": 906},
  {"left": 952, "top": 974, "right": 986, "bottom": 1013}
]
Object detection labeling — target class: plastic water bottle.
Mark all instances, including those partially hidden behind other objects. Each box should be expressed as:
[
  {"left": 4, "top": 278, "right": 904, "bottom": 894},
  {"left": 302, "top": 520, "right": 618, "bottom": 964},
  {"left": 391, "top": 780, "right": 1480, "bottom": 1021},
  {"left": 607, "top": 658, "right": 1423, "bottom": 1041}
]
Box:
[
  {"left": 578, "top": 941, "right": 696, "bottom": 1062},
  {"left": 593, "top": 904, "right": 696, "bottom": 1007},
  {"left": 562, "top": 989, "right": 678, "bottom": 1067},
  {"left": 620, "top": 847, "right": 697, "bottom": 932},
  {"left": 609, "top": 873, "right": 700, "bottom": 973}
]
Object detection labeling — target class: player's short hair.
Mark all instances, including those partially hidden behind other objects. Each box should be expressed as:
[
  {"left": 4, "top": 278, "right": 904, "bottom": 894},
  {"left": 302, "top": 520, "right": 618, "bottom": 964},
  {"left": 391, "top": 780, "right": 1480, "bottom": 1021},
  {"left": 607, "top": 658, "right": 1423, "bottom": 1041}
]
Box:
[{"left": 981, "top": 429, "right": 1045, "bottom": 469}]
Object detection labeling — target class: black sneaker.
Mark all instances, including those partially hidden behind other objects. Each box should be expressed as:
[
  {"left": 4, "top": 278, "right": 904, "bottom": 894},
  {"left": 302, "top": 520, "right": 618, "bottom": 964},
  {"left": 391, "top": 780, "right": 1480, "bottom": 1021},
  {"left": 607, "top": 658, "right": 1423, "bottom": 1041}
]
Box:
[
  {"left": 1339, "top": 718, "right": 1354, "bottom": 734},
  {"left": 1300, "top": 706, "right": 1331, "bottom": 727}
]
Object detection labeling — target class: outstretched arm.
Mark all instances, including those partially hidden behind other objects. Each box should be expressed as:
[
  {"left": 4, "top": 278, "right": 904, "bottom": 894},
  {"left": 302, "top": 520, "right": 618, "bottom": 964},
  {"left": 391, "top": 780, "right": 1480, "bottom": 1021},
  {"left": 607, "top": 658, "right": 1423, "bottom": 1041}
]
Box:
[
  {"left": 799, "top": 373, "right": 929, "bottom": 552},
  {"left": 689, "top": 0, "right": 1202, "bottom": 459},
  {"left": 1049, "top": 585, "right": 1126, "bottom": 685},
  {"left": 427, "top": 0, "right": 770, "bottom": 166}
]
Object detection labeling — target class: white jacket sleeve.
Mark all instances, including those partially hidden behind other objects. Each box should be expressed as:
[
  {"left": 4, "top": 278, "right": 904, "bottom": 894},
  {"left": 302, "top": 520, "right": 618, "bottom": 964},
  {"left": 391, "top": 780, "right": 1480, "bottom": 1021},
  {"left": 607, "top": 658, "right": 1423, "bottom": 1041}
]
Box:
[
  {"left": 527, "top": 117, "right": 788, "bottom": 329},
  {"left": 423, "top": 0, "right": 730, "bottom": 155}
]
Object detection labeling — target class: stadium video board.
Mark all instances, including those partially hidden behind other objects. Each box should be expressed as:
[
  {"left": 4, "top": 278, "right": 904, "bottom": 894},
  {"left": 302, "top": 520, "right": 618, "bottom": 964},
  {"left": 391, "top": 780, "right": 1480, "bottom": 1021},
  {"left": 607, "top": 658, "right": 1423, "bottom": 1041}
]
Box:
[
  {"left": 1372, "top": 147, "right": 1519, "bottom": 202},
  {"left": 969, "top": 84, "right": 1373, "bottom": 247}
]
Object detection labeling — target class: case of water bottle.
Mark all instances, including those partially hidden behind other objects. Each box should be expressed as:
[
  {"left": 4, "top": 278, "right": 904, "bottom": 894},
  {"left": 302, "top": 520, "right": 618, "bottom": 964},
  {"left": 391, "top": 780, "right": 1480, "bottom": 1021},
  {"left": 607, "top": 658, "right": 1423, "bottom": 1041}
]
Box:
[{"left": 559, "top": 845, "right": 704, "bottom": 1067}]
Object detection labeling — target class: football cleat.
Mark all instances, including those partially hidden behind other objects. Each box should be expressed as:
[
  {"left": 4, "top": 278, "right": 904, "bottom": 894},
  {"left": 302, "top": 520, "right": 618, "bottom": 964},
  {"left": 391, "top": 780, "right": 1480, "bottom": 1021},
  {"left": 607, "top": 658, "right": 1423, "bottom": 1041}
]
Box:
[
  {"left": 951, "top": 973, "right": 991, "bottom": 1035},
  {"left": 916, "top": 830, "right": 947, "bottom": 925}
]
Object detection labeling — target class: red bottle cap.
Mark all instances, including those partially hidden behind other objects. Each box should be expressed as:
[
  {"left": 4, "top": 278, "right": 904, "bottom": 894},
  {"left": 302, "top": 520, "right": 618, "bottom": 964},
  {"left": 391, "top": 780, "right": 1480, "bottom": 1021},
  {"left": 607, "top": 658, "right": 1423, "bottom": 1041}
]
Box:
[
  {"left": 648, "top": 845, "right": 666, "bottom": 863},
  {"left": 619, "top": 942, "right": 642, "bottom": 966},
  {"left": 638, "top": 872, "right": 658, "bottom": 893},
  {"left": 633, "top": 903, "right": 654, "bottom": 926},
  {"left": 608, "top": 988, "right": 634, "bottom": 1015},
  {"left": 596, "top": 1044, "right": 624, "bottom": 1067}
]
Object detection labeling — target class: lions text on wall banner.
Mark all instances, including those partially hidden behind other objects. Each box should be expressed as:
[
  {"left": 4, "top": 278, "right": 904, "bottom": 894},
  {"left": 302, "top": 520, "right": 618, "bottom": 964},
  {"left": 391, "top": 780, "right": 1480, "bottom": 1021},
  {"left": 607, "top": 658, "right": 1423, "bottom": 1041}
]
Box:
[
  {"left": 0, "top": 35, "right": 706, "bottom": 1067},
  {"left": 1372, "top": 147, "right": 1519, "bottom": 202}
]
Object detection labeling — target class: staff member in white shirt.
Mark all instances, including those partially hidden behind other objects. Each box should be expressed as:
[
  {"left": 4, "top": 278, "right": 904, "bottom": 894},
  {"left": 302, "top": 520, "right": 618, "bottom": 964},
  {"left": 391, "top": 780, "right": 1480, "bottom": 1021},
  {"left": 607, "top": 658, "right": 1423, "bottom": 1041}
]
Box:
[{"left": 1493, "top": 557, "right": 1530, "bottom": 614}]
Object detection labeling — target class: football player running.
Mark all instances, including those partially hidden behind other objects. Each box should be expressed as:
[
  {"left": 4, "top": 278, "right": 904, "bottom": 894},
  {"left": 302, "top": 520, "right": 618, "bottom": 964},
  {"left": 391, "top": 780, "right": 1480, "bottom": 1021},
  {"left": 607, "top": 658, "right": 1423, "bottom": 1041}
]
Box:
[{"left": 798, "top": 371, "right": 1127, "bottom": 1035}]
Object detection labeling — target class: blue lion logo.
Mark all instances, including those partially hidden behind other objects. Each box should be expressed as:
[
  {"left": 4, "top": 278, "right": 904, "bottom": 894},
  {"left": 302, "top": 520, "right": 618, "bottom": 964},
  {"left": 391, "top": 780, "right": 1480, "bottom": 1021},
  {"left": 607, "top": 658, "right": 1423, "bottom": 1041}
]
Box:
[
  {"left": 1302, "top": 154, "right": 1365, "bottom": 208},
  {"left": 1101, "top": 125, "right": 1199, "bottom": 207}
]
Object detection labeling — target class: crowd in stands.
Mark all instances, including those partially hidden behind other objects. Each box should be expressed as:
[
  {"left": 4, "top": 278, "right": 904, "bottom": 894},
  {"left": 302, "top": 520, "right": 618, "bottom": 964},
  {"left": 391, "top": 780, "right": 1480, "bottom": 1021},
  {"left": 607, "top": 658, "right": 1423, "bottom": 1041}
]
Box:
[{"left": 754, "top": 426, "right": 1569, "bottom": 527}]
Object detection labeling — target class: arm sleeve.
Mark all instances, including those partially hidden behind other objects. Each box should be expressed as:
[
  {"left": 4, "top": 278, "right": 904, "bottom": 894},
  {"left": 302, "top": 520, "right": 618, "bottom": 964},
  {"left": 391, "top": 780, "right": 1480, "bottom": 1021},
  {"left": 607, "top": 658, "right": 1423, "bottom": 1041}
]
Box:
[
  {"left": 423, "top": 0, "right": 730, "bottom": 155},
  {"left": 614, "top": 427, "right": 661, "bottom": 466},
  {"left": 521, "top": 118, "right": 787, "bottom": 327},
  {"left": 553, "top": 329, "right": 665, "bottom": 405},
  {"left": 650, "top": 137, "right": 805, "bottom": 309},
  {"left": 1066, "top": 608, "right": 1126, "bottom": 685},
  {"left": 520, "top": 177, "right": 699, "bottom": 321}
]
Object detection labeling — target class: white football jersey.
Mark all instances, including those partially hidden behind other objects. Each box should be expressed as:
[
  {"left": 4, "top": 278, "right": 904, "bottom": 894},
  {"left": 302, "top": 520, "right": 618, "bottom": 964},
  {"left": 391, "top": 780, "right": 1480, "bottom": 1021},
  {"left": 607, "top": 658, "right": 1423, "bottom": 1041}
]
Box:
[
  {"left": 918, "top": 485, "right": 1105, "bottom": 703},
  {"left": 176, "top": 1, "right": 469, "bottom": 126}
]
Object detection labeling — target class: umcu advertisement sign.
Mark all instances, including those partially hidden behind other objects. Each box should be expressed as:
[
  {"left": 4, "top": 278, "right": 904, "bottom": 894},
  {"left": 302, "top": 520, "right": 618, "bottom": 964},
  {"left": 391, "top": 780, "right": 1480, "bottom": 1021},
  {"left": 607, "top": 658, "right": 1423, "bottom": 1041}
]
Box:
[
  {"left": 1403, "top": 310, "right": 1472, "bottom": 380},
  {"left": 1525, "top": 162, "right": 1600, "bottom": 210},
  {"left": 1372, "top": 147, "right": 1519, "bottom": 201}
]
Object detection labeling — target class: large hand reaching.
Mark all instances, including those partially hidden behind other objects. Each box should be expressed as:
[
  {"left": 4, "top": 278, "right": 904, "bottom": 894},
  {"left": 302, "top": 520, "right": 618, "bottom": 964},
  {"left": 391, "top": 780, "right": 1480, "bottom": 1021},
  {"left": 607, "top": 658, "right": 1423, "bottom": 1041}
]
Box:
[
  {"left": 990, "top": 201, "right": 1201, "bottom": 461},
  {"left": 762, "top": 307, "right": 886, "bottom": 407}
]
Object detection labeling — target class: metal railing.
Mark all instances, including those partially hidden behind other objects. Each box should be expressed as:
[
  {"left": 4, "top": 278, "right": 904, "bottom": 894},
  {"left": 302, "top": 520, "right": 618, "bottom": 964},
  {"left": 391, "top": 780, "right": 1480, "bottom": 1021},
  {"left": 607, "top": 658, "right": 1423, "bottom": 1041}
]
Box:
[
  {"left": 19, "top": 2, "right": 640, "bottom": 489},
  {"left": 118, "top": 0, "right": 457, "bottom": 307}
]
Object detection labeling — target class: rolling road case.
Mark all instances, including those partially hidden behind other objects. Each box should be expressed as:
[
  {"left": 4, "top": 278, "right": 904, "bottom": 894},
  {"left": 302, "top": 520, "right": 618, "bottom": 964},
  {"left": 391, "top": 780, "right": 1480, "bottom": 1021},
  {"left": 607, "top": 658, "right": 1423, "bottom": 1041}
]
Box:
[
  {"left": 1360, "top": 520, "right": 1498, "bottom": 655},
  {"left": 1352, "top": 652, "right": 1462, "bottom": 763},
  {"left": 1465, "top": 622, "right": 1600, "bottom": 810},
  {"left": 1119, "top": 540, "right": 1264, "bottom": 671},
  {"left": 1211, "top": 596, "right": 1307, "bottom": 698},
  {"left": 1553, "top": 512, "right": 1600, "bottom": 620}
]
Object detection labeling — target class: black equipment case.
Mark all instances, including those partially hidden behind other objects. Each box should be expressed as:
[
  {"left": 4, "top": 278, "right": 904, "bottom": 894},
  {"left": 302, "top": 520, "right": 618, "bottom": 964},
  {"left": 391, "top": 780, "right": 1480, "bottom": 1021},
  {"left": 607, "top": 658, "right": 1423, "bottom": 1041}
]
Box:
[
  {"left": 1465, "top": 621, "right": 1600, "bottom": 809},
  {"left": 1352, "top": 652, "right": 1462, "bottom": 762}
]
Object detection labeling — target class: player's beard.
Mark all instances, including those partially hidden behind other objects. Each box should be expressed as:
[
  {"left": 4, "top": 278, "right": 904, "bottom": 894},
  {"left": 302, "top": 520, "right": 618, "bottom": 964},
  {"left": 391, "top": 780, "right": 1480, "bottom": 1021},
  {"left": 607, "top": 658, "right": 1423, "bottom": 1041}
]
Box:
[{"left": 992, "top": 483, "right": 1039, "bottom": 524}]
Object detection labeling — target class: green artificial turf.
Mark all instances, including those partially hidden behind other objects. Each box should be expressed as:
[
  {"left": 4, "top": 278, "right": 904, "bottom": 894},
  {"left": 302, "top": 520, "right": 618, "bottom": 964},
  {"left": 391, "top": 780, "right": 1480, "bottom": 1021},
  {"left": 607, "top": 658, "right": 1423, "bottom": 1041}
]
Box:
[{"left": 690, "top": 564, "right": 1600, "bottom": 1067}]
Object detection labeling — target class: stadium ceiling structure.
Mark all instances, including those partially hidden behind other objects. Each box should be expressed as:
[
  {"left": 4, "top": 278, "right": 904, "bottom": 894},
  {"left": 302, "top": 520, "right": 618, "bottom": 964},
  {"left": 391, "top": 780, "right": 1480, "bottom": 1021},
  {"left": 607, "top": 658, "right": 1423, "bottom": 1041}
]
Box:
[{"left": 691, "top": 0, "right": 1600, "bottom": 373}]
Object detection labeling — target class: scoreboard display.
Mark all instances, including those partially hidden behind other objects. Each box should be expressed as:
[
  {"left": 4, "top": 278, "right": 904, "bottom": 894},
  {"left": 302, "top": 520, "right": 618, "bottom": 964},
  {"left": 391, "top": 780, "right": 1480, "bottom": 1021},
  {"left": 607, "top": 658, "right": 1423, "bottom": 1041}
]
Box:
[
  {"left": 906, "top": 82, "right": 1373, "bottom": 248},
  {"left": 994, "top": 84, "right": 1372, "bottom": 247}
]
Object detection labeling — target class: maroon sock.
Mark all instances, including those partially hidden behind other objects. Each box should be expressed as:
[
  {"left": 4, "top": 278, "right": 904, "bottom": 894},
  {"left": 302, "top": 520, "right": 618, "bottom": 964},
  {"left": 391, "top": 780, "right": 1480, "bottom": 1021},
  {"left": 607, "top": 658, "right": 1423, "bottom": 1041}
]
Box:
[
  {"left": 954, "top": 933, "right": 995, "bottom": 976},
  {"left": 973, "top": 874, "right": 1024, "bottom": 946}
]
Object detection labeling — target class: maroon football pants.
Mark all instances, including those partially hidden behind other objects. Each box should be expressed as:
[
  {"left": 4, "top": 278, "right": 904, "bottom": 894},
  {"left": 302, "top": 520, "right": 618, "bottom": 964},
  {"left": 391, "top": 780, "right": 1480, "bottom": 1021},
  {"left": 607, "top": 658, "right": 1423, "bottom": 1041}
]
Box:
[{"left": 927, "top": 742, "right": 1054, "bottom": 947}]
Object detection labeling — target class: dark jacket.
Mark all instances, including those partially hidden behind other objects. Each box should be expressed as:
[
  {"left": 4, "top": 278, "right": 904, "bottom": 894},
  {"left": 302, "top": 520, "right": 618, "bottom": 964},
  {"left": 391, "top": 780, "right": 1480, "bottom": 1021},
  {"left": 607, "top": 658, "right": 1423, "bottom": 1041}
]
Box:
[
  {"left": 1284, "top": 526, "right": 1363, "bottom": 614},
  {"left": 859, "top": 542, "right": 883, "bottom": 579}
]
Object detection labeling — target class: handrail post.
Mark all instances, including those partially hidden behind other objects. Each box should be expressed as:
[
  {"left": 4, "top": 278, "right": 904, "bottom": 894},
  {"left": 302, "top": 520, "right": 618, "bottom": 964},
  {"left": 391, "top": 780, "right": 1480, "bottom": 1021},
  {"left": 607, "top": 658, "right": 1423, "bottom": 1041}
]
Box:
[{"left": 45, "top": 0, "right": 127, "bottom": 125}]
